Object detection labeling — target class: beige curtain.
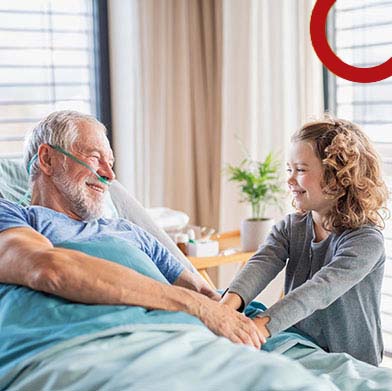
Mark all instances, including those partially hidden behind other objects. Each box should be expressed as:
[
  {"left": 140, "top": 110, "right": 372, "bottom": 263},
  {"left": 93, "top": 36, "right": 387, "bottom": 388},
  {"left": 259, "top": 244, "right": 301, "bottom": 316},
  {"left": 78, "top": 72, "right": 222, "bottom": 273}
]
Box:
[{"left": 137, "top": 0, "right": 222, "bottom": 229}]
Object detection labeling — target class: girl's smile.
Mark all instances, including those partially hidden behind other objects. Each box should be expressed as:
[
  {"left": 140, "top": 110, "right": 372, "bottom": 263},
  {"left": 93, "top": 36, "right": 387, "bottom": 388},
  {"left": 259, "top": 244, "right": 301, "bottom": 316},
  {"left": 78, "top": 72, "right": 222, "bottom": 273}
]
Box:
[{"left": 287, "top": 141, "right": 334, "bottom": 220}]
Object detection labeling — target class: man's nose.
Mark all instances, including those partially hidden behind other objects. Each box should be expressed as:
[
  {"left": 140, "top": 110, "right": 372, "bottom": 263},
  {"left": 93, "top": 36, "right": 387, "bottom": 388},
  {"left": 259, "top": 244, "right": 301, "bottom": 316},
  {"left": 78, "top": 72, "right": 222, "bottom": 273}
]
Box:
[{"left": 98, "top": 162, "right": 116, "bottom": 182}]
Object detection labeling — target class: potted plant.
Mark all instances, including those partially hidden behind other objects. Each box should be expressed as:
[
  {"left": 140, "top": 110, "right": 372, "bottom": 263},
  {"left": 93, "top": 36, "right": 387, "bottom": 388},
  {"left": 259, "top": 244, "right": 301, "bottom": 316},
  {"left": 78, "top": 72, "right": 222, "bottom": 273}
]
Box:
[{"left": 226, "top": 151, "right": 284, "bottom": 252}]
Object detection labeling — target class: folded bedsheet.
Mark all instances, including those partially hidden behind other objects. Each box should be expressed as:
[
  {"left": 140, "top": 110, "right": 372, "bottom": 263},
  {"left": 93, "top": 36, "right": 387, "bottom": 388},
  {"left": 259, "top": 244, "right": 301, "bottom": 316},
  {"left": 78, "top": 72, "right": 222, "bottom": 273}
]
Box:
[{"left": 4, "top": 323, "right": 392, "bottom": 391}]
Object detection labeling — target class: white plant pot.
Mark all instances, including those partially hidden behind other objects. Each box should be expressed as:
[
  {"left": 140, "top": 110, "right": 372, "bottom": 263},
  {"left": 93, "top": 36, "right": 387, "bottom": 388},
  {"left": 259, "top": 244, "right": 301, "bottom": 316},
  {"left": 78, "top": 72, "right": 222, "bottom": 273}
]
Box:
[{"left": 240, "top": 218, "right": 274, "bottom": 252}]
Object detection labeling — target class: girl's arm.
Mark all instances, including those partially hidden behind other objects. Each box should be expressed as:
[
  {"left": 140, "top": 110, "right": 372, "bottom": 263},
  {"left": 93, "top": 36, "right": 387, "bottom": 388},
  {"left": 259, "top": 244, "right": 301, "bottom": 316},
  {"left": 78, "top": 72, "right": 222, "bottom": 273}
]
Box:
[
  {"left": 226, "top": 217, "right": 290, "bottom": 309},
  {"left": 262, "top": 227, "right": 384, "bottom": 337},
  {"left": 220, "top": 291, "right": 243, "bottom": 309}
]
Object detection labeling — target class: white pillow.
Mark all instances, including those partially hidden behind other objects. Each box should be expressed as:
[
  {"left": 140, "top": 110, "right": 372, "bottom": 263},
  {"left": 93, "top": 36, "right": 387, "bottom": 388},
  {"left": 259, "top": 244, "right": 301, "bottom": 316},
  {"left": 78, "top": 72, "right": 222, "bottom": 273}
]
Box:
[{"left": 147, "top": 207, "right": 189, "bottom": 232}]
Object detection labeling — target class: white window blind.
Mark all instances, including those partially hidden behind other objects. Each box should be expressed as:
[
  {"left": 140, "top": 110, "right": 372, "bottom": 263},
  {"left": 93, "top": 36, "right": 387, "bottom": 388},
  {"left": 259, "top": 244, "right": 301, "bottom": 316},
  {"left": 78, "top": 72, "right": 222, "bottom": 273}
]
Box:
[
  {"left": 0, "top": 0, "right": 96, "bottom": 158},
  {"left": 329, "top": 0, "right": 392, "bottom": 355}
]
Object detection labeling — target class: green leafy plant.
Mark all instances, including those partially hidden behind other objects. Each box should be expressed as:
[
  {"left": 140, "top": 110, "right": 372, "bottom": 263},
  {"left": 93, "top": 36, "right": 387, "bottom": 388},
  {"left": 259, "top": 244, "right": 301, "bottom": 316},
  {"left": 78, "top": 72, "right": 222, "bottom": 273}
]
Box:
[{"left": 226, "top": 151, "right": 284, "bottom": 220}]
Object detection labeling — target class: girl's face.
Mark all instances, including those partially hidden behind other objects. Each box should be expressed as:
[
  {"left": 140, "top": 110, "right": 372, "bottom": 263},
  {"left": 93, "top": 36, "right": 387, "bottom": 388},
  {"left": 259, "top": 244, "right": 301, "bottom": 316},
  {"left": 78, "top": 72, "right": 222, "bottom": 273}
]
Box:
[{"left": 287, "top": 141, "right": 333, "bottom": 217}]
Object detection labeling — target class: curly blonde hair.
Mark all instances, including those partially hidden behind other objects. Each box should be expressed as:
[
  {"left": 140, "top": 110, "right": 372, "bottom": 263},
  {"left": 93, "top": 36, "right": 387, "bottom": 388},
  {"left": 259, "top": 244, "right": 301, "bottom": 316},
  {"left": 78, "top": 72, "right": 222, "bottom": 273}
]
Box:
[{"left": 291, "top": 115, "right": 389, "bottom": 233}]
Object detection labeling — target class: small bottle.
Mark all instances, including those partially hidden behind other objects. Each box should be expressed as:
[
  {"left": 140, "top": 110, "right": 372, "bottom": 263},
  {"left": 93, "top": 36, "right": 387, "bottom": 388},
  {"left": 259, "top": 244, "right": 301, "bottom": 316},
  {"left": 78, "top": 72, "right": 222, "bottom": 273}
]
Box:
[
  {"left": 187, "top": 229, "right": 196, "bottom": 243},
  {"left": 175, "top": 233, "right": 189, "bottom": 255}
]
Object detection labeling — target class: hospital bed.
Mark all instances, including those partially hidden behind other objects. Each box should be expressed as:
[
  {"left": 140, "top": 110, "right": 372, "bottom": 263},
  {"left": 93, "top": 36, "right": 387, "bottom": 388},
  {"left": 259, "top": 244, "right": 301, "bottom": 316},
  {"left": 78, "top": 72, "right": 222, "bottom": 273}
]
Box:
[{"left": 1, "top": 157, "right": 392, "bottom": 391}]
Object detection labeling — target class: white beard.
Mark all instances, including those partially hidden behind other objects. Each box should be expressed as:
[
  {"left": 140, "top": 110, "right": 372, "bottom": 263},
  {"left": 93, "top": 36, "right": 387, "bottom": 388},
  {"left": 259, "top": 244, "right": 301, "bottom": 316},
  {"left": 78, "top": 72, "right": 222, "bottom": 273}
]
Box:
[{"left": 52, "top": 171, "right": 105, "bottom": 221}]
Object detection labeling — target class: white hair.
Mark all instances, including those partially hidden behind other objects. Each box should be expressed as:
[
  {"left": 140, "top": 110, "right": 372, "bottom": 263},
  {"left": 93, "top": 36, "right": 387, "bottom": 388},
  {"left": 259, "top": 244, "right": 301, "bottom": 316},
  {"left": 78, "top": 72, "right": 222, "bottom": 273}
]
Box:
[{"left": 24, "top": 110, "right": 106, "bottom": 182}]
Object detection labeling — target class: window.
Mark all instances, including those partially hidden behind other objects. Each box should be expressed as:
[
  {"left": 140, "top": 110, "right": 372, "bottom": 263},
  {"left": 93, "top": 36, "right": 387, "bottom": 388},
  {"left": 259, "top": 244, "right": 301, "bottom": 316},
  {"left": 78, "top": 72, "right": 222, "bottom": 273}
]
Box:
[
  {"left": 327, "top": 0, "right": 392, "bottom": 355},
  {"left": 0, "top": 0, "right": 111, "bottom": 158}
]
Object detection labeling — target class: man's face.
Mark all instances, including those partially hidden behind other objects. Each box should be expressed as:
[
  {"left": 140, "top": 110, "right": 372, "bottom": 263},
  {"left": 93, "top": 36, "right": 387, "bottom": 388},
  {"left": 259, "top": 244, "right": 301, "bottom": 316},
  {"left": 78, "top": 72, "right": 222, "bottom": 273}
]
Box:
[{"left": 51, "top": 122, "right": 115, "bottom": 221}]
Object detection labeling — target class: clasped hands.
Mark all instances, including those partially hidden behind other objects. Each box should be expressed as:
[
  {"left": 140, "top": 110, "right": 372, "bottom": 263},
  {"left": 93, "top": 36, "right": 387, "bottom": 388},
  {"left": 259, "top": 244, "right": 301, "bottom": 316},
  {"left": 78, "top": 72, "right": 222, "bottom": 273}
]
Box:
[{"left": 216, "top": 291, "right": 270, "bottom": 349}]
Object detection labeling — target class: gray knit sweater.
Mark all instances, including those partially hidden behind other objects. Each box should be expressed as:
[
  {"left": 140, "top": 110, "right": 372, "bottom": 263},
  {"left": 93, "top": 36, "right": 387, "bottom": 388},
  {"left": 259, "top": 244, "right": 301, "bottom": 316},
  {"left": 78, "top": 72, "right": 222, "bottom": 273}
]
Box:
[{"left": 229, "top": 212, "right": 385, "bottom": 366}]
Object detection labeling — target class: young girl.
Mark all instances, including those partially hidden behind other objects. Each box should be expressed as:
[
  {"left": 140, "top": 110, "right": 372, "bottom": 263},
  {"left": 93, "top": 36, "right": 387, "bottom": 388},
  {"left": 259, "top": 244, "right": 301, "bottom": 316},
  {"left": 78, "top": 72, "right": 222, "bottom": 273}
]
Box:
[{"left": 221, "top": 116, "right": 389, "bottom": 366}]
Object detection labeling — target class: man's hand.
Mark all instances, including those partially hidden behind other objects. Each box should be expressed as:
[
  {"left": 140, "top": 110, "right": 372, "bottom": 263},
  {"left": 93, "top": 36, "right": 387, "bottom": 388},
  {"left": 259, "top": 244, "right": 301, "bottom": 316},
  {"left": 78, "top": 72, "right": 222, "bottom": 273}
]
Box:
[
  {"left": 173, "top": 269, "right": 220, "bottom": 301},
  {"left": 201, "top": 287, "right": 221, "bottom": 301},
  {"left": 196, "top": 298, "right": 266, "bottom": 349},
  {"left": 218, "top": 291, "right": 270, "bottom": 343}
]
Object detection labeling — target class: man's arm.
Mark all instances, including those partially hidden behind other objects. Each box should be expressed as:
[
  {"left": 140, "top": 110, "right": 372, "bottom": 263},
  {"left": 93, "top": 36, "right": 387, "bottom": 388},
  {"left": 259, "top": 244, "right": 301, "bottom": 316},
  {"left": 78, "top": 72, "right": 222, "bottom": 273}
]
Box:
[
  {"left": 0, "top": 227, "right": 265, "bottom": 348},
  {"left": 128, "top": 222, "right": 220, "bottom": 300}
]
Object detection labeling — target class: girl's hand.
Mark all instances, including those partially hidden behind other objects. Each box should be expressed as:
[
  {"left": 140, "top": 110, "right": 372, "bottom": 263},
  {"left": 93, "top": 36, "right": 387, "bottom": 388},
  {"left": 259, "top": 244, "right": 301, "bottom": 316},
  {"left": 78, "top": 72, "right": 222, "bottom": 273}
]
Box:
[
  {"left": 253, "top": 316, "right": 271, "bottom": 338},
  {"left": 220, "top": 291, "right": 243, "bottom": 310}
]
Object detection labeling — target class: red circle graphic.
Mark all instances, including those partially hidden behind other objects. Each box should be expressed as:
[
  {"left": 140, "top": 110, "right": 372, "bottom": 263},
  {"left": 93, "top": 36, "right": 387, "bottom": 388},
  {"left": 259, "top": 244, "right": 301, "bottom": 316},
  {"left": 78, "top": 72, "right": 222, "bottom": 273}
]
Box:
[{"left": 310, "top": 0, "right": 392, "bottom": 83}]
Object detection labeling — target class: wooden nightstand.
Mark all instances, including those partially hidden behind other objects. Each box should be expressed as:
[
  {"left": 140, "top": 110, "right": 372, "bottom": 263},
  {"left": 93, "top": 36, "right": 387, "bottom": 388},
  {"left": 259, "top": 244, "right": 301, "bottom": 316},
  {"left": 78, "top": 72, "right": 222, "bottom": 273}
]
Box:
[{"left": 187, "top": 230, "right": 254, "bottom": 289}]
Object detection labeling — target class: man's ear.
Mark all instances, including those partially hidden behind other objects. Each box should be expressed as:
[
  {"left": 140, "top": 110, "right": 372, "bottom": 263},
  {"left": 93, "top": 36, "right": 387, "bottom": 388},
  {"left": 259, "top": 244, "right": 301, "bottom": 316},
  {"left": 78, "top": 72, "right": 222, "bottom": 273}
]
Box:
[{"left": 37, "top": 144, "right": 55, "bottom": 176}]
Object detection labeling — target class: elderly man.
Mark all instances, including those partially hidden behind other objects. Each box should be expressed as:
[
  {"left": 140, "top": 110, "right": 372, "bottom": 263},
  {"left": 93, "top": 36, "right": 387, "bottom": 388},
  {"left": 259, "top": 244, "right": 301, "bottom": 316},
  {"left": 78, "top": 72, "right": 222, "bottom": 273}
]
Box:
[{"left": 0, "top": 110, "right": 264, "bottom": 349}]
